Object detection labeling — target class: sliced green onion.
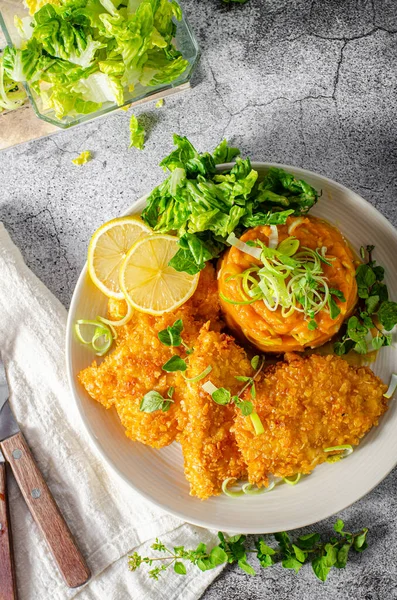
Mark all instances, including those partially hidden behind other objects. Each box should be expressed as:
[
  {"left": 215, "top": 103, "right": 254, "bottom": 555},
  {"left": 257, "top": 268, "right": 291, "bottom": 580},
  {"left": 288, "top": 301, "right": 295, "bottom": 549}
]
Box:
[
  {"left": 242, "top": 477, "right": 276, "bottom": 495},
  {"left": 98, "top": 302, "right": 133, "bottom": 328},
  {"left": 184, "top": 365, "right": 212, "bottom": 382},
  {"left": 268, "top": 225, "right": 279, "bottom": 249},
  {"left": 75, "top": 319, "right": 113, "bottom": 356},
  {"left": 283, "top": 473, "right": 301, "bottom": 486},
  {"left": 250, "top": 412, "right": 264, "bottom": 435},
  {"left": 324, "top": 445, "right": 353, "bottom": 461},
  {"left": 384, "top": 373, "right": 397, "bottom": 399},
  {"left": 219, "top": 291, "right": 259, "bottom": 306},
  {"left": 288, "top": 217, "right": 305, "bottom": 235},
  {"left": 227, "top": 233, "right": 262, "bottom": 260},
  {"left": 222, "top": 477, "right": 245, "bottom": 497},
  {"left": 224, "top": 238, "right": 340, "bottom": 324},
  {"left": 202, "top": 380, "right": 218, "bottom": 395}
]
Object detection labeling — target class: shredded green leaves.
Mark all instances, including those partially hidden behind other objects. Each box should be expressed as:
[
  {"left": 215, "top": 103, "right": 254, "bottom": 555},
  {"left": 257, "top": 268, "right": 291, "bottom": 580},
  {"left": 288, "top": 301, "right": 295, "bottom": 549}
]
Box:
[
  {"left": 141, "top": 135, "right": 319, "bottom": 275},
  {"left": 335, "top": 245, "right": 397, "bottom": 356},
  {"left": 129, "top": 519, "right": 369, "bottom": 582},
  {"left": 4, "top": 0, "right": 188, "bottom": 120},
  {"left": 75, "top": 319, "right": 114, "bottom": 356},
  {"left": 226, "top": 234, "right": 345, "bottom": 329}
]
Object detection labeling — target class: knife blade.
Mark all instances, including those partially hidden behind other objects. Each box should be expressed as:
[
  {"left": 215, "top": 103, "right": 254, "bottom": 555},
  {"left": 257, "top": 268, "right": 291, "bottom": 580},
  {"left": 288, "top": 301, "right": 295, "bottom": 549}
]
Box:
[
  {"left": 0, "top": 361, "right": 20, "bottom": 443},
  {"left": 0, "top": 357, "right": 90, "bottom": 588}
]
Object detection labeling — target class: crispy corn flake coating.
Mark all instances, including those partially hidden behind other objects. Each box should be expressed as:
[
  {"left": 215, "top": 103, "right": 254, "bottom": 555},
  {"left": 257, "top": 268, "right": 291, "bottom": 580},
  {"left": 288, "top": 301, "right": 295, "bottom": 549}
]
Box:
[
  {"left": 179, "top": 325, "right": 252, "bottom": 499},
  {"left": 78, "top": 265, "right": 221, "bottom": 449},
  {"left": 233, "top": 353, "right": 388, "bottom": 486}
]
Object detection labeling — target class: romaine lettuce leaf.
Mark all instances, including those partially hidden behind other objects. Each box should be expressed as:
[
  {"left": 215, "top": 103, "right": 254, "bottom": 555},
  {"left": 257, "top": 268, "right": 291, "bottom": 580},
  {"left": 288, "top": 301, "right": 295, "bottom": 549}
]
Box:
[
  {"left": 0, "top": 55, "right": 27, "bottom": 112},
  {"left": 6, "top": 0, "right": 188, "bottom": 119},
  {"left": 141, "top": 136, "right": 319, "bottom": 274},
  {"left": 129, "top": 113, "right": 145, "bottom": 148}
]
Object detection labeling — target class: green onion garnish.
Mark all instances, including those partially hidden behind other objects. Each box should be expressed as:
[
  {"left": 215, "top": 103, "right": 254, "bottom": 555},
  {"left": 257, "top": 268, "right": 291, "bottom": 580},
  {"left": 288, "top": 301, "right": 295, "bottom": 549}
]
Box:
[
  {"left": 223, "top": 236, "right": 345, "bottom": 329},
  {"left": 222, "top": 475, "right": 279, "bottom": 498},
  {"left": 282, "top": 473, "right": 302, "bottom": 486},
  {"left": 242, "top": 480, "right": 275, "bottom": 495},
  {"left": 201, "top": 380, "right": 218, "bottom": 396},
  {"left": 222, "top": 477, "right": 245, "bottom": 497},
  {"left": 324, "top": 445, "right": 353, "bottom": 462},
  {"left": 98, "top": 302, "right": 133, "bottom": 328},
  {"left": 226, "top": 233, "right": 262, "bottom": 260},
  {"left": 384, "top": 373, "right": 397, "bottom": 399},
  {"left": 75, "top": 319, "right": 113, "bottom": 356},
  {"left": 250, "top": 412, "right": 265, "bottom": 435},
  {"left": 183, "top": 365, "right": 212, "bottom": 382}
]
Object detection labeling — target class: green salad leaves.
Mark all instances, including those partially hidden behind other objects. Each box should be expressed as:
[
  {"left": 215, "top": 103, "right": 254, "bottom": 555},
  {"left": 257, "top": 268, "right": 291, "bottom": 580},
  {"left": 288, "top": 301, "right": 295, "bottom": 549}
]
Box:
[
  {"left": 128, "top": 519, "right": 368, "bottom": 582},
  {"left": 335, "top": 245, "right": 397, "bottom": 355},
  {"left": 0, "top": 53, "right": 27, "bottom": 113},
  {"left": 4, "top": 0, "right": 188, "bottom": 119},
  {"left": 141, "top": 135, "right": 319, "bottom": 274}
]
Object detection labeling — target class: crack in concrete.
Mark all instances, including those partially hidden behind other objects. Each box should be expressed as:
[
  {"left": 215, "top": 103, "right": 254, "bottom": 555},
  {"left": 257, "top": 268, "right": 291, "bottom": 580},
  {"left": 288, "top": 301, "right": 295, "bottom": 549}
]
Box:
[
  {"left": 284, "top": 25, "right": 397, "bottom": 45},
  {"left": 332, "top": 40, "right": 348, "bottom": 100},
  {"left": 49, "top": 137, "right": 79, "bottom": 156},
  {"left": 298, "top": 100, "right": 308, "bottom": 161},
  {"left": 44, "top": 206, "right": 74, "bottom": 295}
]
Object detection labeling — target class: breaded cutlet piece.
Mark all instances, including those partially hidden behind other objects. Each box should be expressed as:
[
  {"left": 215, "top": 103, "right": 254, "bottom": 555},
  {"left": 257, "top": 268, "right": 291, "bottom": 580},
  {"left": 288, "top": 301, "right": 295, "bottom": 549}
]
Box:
[
  {"left": 232, "top": 353, "right": 388, "bottom": 487},
  {"left": 78, "top": 264, "right": 221, "bottom": 449},
  {"left": 179, "top": 324, "right": 253, "bottom": 499}
]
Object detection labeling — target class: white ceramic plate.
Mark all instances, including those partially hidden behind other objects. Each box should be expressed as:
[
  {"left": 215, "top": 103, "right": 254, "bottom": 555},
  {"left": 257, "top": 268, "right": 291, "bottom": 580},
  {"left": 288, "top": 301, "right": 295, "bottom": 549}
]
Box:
[{"left": 66, "top": 163, "right": 397, "bottom": 533}]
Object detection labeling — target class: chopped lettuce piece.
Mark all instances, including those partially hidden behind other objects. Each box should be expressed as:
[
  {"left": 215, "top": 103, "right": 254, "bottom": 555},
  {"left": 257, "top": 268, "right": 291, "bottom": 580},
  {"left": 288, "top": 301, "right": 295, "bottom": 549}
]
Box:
[
  {"left": 129, "top": 114, "right": 145, "bottom": 149},
  {"left": 72, "top": 150, "right": 93, "bottom": 165},
  {"left": 155, "top": 97, "right": 164, "bottom": 107},
  {"left": 141, "top": 135, "right": 319, "bottom": 274},
  {"left": 0, "top": 55, "right": 27, "bottom": 112},
  {"left": 7, "top": 0, "right": 188, "bottom": 120}
]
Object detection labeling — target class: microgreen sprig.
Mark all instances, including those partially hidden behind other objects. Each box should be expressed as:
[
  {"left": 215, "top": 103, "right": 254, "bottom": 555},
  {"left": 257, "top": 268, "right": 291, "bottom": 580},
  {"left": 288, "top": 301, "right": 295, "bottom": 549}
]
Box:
[
  {"left": 128, "top": 519, "right": 368, "bottom": 582},
  {"left": 335, "top": 245, "right": 397, "bottom": 356},
  {"left": 158, "top": 319, "right": 193, "bottom": 354}
]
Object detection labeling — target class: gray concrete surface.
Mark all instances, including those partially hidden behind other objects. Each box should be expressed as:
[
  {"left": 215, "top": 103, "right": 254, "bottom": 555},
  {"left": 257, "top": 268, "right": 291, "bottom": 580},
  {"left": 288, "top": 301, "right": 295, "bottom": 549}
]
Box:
[{"left": 1, "top": 0, "right": 397, "bottom": 598}]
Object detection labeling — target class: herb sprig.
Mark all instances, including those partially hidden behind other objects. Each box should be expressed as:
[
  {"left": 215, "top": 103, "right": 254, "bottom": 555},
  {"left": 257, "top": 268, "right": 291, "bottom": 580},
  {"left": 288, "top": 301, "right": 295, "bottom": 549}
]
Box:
[
  {"left": 335, "top": 245, "right": 397, "bottom": 355},
  {"left": 128, "top": 519, "right": 368, "bottom": 582},
  {"left": 210, "top": 355, "right": 264, "bottom": 416}
]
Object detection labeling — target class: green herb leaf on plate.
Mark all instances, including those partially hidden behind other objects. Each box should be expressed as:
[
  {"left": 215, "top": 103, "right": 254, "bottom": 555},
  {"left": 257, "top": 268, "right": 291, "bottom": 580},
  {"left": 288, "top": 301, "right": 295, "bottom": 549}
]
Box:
[
  {"left": 140, "top": 390, "right": 172, "bottom": 413},
  {"left": 162, "top": 356, "right": 187, "bottom": 372}
]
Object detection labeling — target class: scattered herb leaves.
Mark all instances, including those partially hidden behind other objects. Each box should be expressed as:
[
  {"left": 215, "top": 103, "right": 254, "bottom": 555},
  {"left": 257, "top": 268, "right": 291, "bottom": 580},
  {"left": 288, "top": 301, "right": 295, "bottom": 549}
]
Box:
[
  {"left": 128, "top": 520, "right": 368, "bottom": 582},
  {"left": 335, "top": 245, "right": 397, "bottom": 356}
]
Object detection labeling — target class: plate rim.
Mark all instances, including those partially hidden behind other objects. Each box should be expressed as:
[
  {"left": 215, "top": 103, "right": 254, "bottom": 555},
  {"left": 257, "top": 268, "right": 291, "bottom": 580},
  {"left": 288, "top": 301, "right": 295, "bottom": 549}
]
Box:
[{"left": 66, "top": 162, "right": 397, "bottom": 533}]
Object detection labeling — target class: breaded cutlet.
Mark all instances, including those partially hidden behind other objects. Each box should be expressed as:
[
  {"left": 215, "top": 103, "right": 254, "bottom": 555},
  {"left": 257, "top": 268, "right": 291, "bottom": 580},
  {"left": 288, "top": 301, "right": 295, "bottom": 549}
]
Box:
[
  {"left": 78, "top": 264, "right": 221, "bottom": 448},
  {"left": 232, "top": 352, "right": 388, "bottom": 487},
  {"left": 179, "top": 324, "right": 253, "bottom": 499}
]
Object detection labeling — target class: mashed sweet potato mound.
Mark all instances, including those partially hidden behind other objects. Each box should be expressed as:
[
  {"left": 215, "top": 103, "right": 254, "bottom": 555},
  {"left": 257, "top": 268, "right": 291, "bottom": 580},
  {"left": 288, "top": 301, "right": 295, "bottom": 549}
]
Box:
[{"left": 218, "top": 216, "right": 358, "bottom": 353}]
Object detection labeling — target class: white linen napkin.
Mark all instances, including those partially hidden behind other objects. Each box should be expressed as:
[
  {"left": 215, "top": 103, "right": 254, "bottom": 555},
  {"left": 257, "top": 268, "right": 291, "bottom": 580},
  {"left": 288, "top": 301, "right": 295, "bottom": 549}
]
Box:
[{"left": 0, "top": 222, "right": 223, "bottom": 600}]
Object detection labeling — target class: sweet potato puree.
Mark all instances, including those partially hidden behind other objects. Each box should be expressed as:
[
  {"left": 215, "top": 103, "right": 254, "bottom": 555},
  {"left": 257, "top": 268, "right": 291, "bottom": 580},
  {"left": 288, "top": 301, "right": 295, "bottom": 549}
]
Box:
[{"left": 218, "top": 216, "right": 358, "bottom": 353}]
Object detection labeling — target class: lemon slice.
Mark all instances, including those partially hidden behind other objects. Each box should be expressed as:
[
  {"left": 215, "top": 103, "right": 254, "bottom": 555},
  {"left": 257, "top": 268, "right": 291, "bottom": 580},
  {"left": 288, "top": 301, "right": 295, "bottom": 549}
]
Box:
[
  {"left": 119, "top": 234, "right": 199, "bottom": 315},
  {"left": 88, "top": 216, "right": 152, "bottom": 299}
]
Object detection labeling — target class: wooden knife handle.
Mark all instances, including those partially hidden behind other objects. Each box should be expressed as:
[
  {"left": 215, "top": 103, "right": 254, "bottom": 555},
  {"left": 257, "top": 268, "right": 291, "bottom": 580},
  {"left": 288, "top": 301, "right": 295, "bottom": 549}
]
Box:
[
  {"left": 0, "top": 462, "right": 17, "bottom": 600},
  {"left": 1, "top": 432, "right": 90, "bottom": 589}
]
